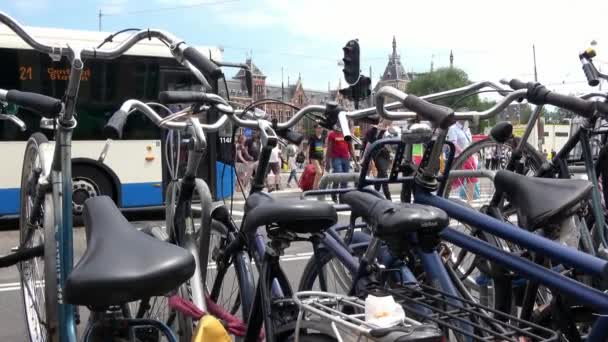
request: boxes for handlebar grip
[6,90,62,118]
[527,85,596,118]
[158,91,206,104]
[277,127,304,145]
[402,94,455,129]
[182,47,223,80]
[582,63,600,87]
[508,79,536,90]
[103,109,129,139]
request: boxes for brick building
[220,37,414,135]
[219,59,357,134]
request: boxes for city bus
[0,25,226,219]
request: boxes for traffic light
[342,39,360,85]
[357,76,371,99]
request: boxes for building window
[555,132,569,137]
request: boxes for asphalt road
[0,188,367,341]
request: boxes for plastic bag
[364,294,405,328]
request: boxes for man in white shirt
[267,145,282,192]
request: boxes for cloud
[215,0,608,93]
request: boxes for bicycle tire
[19,132,59,342]
[298,231,376,294]
[201,217,255,323]
[441,138,553,317]
[442,137,545,205]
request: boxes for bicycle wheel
[441,138,544,313]
[201,217,254,322]
[298,231,373,294]
[19,133,59,342]
[442,137,544,212]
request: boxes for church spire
[449,50,454,68]
[392,35,397,56]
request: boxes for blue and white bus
[0,25,226,219]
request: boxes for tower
[374,36,409,92]
[450,50,454,68]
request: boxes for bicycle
[0,12,223,342]
[186,88,559,340]
[294,84,608,341]
[441,78,608,326]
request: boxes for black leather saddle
[494,170,592,229]
[342,190,449,238]
[242,192,337,234]
[64,196,195,308]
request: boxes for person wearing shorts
[307,124,325,189]
[327,129,355,194]
[267,145,282,192]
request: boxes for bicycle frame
[303,135,608,341]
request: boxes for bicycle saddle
[242,192,337,234]
[342,190,449,238]
[64,196,195,308]
[494,170,592,229]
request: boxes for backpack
[296,151,306,164]
[299,163,316,191]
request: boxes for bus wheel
[72,164,116,226]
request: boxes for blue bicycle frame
[304,136,608,341]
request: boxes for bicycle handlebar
[502,78,608,118]
[104,96,233,139]
[0,89,62,117]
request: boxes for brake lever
[0,113,26,131]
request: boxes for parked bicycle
[295,84,608,341]
[0,11,229,342]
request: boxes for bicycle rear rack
[365,283,559,342]
[294,291,444,342]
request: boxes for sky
[3,0,608,95]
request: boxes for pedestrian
[267,144,282,192]
[307,124,326,189]
[246,131,261,162]
[326,127,355,198]
[447,121,478,201]
[491,146,499,170]
[235,134,256,191]
[484,147,492,170]
[363,119,392,200]
[286,143,299,187]
[550,149,556,160]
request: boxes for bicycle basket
[364,283,559,342]
[293,291,444,342]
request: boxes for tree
[407,67,490,111]
[407,67,495,133]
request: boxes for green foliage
[545,106,576,124]
[407,67,493,112]
[407,67,498,133]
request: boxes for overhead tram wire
[100,0,240,17]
